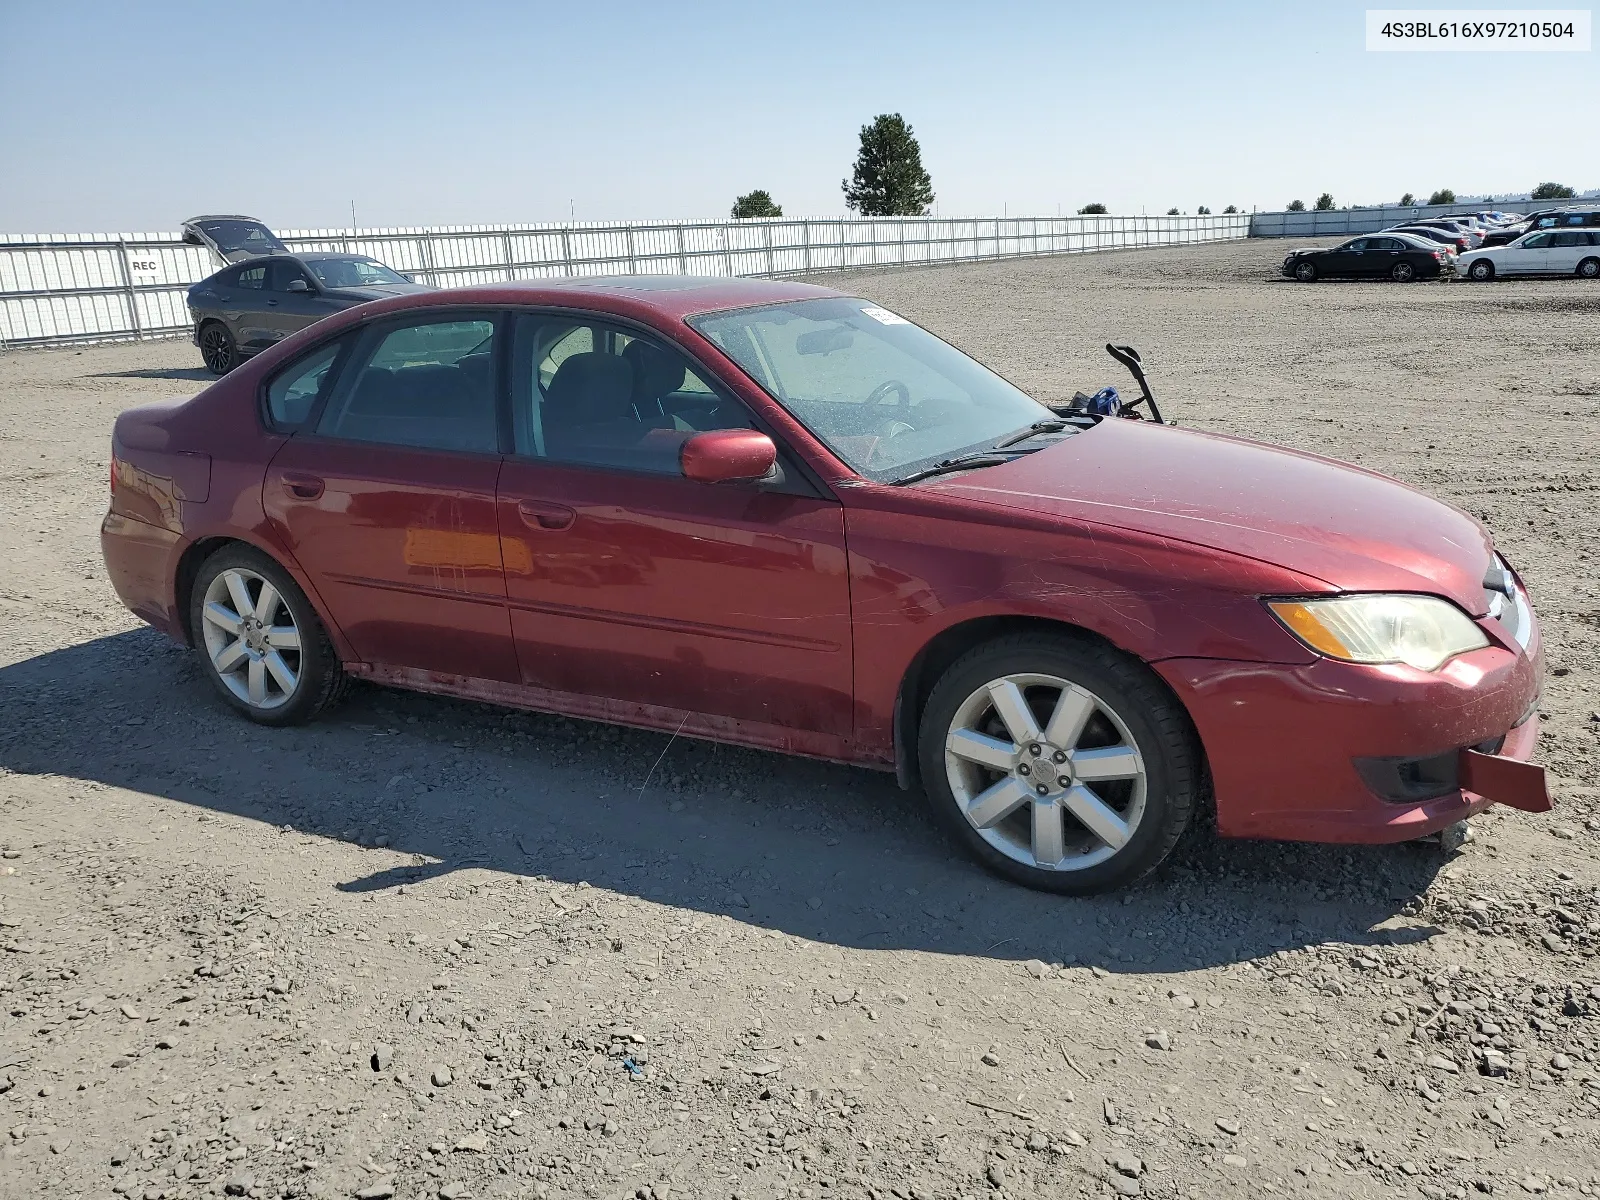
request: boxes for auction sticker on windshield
[860,305,911,325]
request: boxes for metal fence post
[626,225,638,273]
[764,221,775,276]
[803,219,812,272]
[560,226,574,278]
[676,223,688,275]
[116,240,143,341]
[502,231,515,281]
[420,233,438,287]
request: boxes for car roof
[183,214,269,224]
[306,275,849,324]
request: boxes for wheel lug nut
[1028,744,1042,757]
[1017,764,1030,776]
[1053,751,1067,764]
[1036,784,1049,796]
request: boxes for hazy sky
[1,0,1595,232]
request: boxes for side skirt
[346,662,887,773]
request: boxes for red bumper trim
[1458,748,1551,813]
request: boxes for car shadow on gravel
[89,366,216,381]
[1,630,1449,976]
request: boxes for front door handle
[281,472,324,500]
[517,499,575,531]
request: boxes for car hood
[321,282,435,301]
[923,418,1494,615]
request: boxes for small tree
[1314,193,1335,211]
[842,114,935,216]
[1222,204,1238,214]
[1398,192,1416,206]
[1077,202,1108,215]
[1166,207,1180,215]
[731,190,783,219]
[1531,181,1576,200]
[1196,205,1211,215]
[1287,199,1306,212]
[1427,188,1456,206]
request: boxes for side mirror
[681,429,777,484]
[286,278,310,293]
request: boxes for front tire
[1578,257,1600,280]
[1469,259,1495,282]
[917,634,1200,895]
[1391,261,1417,282]
[200,322,238,375]
[1294,261,1317,282]
[189,545,346,726]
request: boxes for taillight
[110,455,118,494]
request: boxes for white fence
[1248,199,1556,238]
[0,213,1250,348]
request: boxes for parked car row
[1282,206,1600,283]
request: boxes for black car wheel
[1469,259,1495,282]
[1294,261,1317,282]
[1390,261,1417,283]
[1578,257,1600,280]
[200,322,238,375]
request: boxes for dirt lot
[1,237,1598,1200]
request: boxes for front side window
[1343,239,1368,252]
[690,297,1053,482]
[306,257,409,289]
[315,318,498,453]
[1520,232,1552,249]
[265,340,344,428]
[267,260,314,292]
[510,315,748,473]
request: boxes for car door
[262,259,343,343]
[1547,231,1588,273]
[262,313,518,682]
[1363,237,1404,275]
[216,262,273,352]
[1320,239,1362,277]
[1503,231,1552,274]
[494,312,854,736]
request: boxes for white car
[1456,229,1600,281]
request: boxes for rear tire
[917,633,1200,895]
[200,322,238,375]
[1390,261,1417,282]
[189,545,347,726]
[1469,259,1495,282]
[1294,261,1317,282]
[1578,257,1600,280]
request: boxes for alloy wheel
[201,325,234,374]
[200,567,302,710]
[943,672,1147,872]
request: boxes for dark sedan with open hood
[187,252,433,374]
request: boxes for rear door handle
[517,499,575,531]
[281,472,324,500]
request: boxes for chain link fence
[1,213,1251,348]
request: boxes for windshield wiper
[993,418,1069,449]
[890,453,1014,486]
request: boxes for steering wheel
[865,379,911,408]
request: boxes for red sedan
[100,277,1549,893]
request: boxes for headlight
[1267,594,1489,672]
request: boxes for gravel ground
[1,237,1597,1200]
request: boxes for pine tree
[732,190,783,219]
[842,114,935,216]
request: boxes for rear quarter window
[265,340,346,430]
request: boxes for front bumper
[1156,613,1544,843]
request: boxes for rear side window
[315,318,499,453]
[235,265,266,290]
[265,340,345,429]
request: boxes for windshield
[689,297,1053,482]
[307,257,409,289]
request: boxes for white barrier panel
[0,214,1251,348]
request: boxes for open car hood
[924,418,1495,615]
